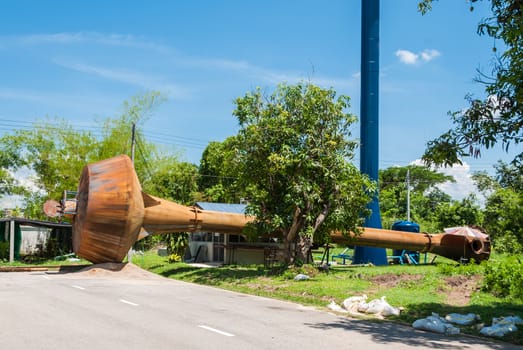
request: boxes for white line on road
[41,275,50,280]
[71,285,85,290]
[198,325,235,337]
[119,299,139,306]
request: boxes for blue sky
[0,1,514,199]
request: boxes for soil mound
[72,262,164,280]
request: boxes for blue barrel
[391,221,420,264]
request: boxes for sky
[0,0,515,201]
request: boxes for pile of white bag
[328,295,401,318]
[412,313,523,338]
[329,296,523,338]
[479,316,523,337]
[412,313,461,335]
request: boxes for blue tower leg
[353,0,387,265]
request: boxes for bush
[482,256,523,299]
[436,261,483,276]
[0,241,8,260]
[168,253,182,263]
[281,264,318,280]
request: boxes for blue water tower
[391,220,420,263]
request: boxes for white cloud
[0,87,50,103]
[4,31,358,102]
[189,56,357,89]
[8,32,354,87]
[395,49,440,65]
[395,50,419,65]
[411,159,478,201]
[7,32,171,53]
[54,60,191,99]
[435,163,476,201]
[420,49,441,62]
[0,87,119,117]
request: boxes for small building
[0,218,72,262]
[188,202,281,265]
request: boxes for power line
[0,118,514,169]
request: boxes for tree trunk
[295,235,312,264]
[282,239,293,265]
[282,207,305,265]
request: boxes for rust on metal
[48,155,491,264]
[330,226,490,262]
[62,155,252,263]
[43,200,61,218]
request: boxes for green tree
[420,0,523,170]
[143,155,199,205]
[473,161,523,253]
[0,92,165,219]
[232,83,375,263]
[0,151,24,198]
[0,118,98,218]
[379,165,454,229]
[97,91,165,182]
[433,195,483,231]
[198,137,244,203]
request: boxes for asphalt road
[0,268,520,350]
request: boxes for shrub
[0,241,8,260]
[482,256,523,299]
[436,261,483,276]
[168,253,181,263]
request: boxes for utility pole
[127,123,136,263]
[131,123,136,163]
[406,169,411,222]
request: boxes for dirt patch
[442,274,482,306]
[370,273,423,288]
[368,273,481,307]
[65,262,165,280]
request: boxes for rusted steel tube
[47,155,491,264]
[64,155,252,263]
[142,194,252,235]
[331,226,491,262]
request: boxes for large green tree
[232,83,375,263]
[473,161,523,253]
[432,195,483,231]
[379,165,454,230]
[143,154,199,205]
[420,0,523,170]
[0,91,167,219]
[198,137,244,203]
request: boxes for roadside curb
[0,265,90,272]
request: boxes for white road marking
[119,299,139,306]
[198,325,235,337]
[71,285,85,290]
[41,275,50,280]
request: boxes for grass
[134,250,523,345]
[0,256,91,267]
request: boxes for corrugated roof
[0,217,71,229]
[195,202,247,214]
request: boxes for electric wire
[0,117,512,172]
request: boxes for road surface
[0,265,520,350]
